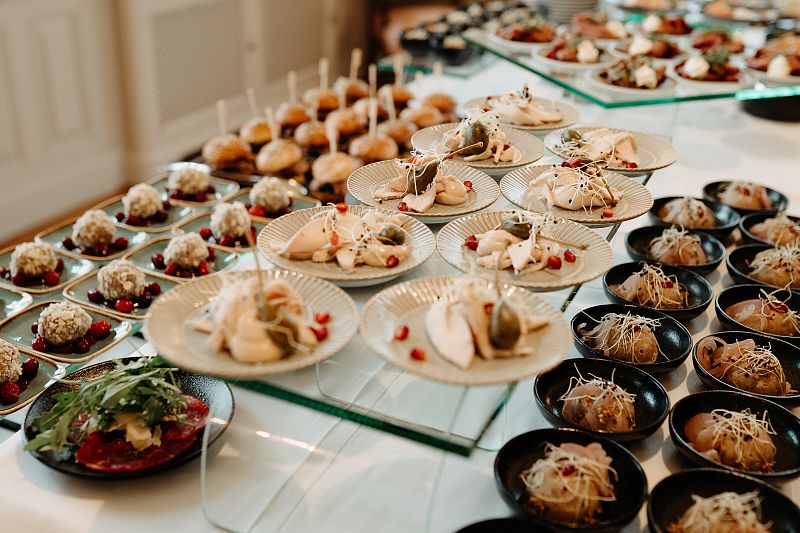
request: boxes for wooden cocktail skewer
[368,98,378,138]
[393,55,405,87]
[326,120,338,155]
[216,100,227,135]
[349,48,362,81]
[337,83,347,112]
[384,89,397,122]
[265,107,279,141]
[246,87,258,119]
[311,95,320,124]
[433,61,443,89]
[319,57,329,91]
[288,71,298,106]
[368,64,377,99]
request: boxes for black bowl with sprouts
[726,244,800,292]
[739,212,800,247]
[703,181,788,217]
[669,390,800,480]
[648,196,741,242]
[625,225,725,277]
[715,284,800,347]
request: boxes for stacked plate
[539,0,598,23]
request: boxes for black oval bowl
[692,330,800,406]
[649,196,741,242]
[647,468,800,533]
[534,358,670,442]
[430,34,477,66]
[703,180,788,216]
[455,517,535,533]
[669,390,800,480]
[740,212,800,246]
[572,304,693,375]
[625,225,725,277]
[715,284,800,347]
[494,427,647,533]
[399,28,432,57]
[23,357,234,479]
[602,262,714,321]
[726,243,800,292]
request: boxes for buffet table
[0,59,799,532]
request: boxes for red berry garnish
[115,299,134,314]
[94,243,109,256]
[206,185,216,193]
[199,228,213,240]
[75,337,92,354]
[394,325,409,341]
[249,205,266,217]
[206,247,216,260]
[89,320,112,339]
[547,255,562,270]
[11,273,26,286]
[0,382,20,405]
[151,253,165,269]
[194,192,208,202]
[146,282,161,296]
[335,202,348,213]
[21,358,39,381]
[0,266,9,278]
[397,202,409,212]
[162,200,172,210]
[484,303,494,315]
[31,337,49,352]
[169,190,182,200]
[312,326,328,341]
[564,250,576,263]
[219,236,236,247]
[126,215,142,226]
[55,259,64,272]
[62,237,76,250]
[154,210,169,222]
[315,312,330,324]
[87,289,104,303]
[16,380,28,393]
[464,180,473,189]
[164,262,179,276]
[386,255,400,268]
[602,209,614,218]
[197,261,210,276]
[661,280,674,288]
[114,211,125,221]
[464,235,479,251]
[410,348,426,361]
[43,271,60,287]
[627,162,638,169]
[31,322,38,334]
[113,237,128,250]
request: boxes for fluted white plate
[462,97,580,133]
[257,205,435,287]
[436,211,613,290]
[144,270,357,378]
[347,160,499,224]
[585,70,679,97]
[532,48,617,74]
[360,276,570,385]
[500,164,654,225]
[543,125,678,175]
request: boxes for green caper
[489,300,521,349]
[461,121,489,156]
[501,216,531,240]
[560,128,582,144]
[376,224,406,246]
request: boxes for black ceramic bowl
[494,428,647,533]
[625,225,725,277]
[740,212,800,246]
[400,28,432,57]
[454,517,535,533]
[726,244,800,292]
[647,468,800,533]
[649,196,741,242]
[602,262,714,321]
[572,304,693,375]
[715,284,800,347]
[703,180,788,216]
[692,330,800,406]
[430,34,477,66]
[669,390,800,480]
[534,358,670,442]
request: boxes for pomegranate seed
[0,267,9,278]
[195,192,208,202]
[564,250,576,263]
[219,236,235,247]
[206,247,216,260]
[62,237,76,250]
[336,202,348,213]
[484,303,494,315]
[55,259,64,272]
[315,312,330,324]
[197,261,210,276]
[464,180,473,189]
[146,282,161,295]
[410,348,426,361]
[0,382,20,405]
[31,337,48,352]
[199,228,213,240]
[30,321,38,334]
[661,280,674,288]
[21,358,39,381]
[397,202,409,212]
[627,162,638,169]
[11,273,26,286]
[87,289,104,303]
[151,253,165,269]
[249,205,266,217]
[113,237,128,250]
[126,215,142,226]
[169,190,181,199]
[89,321,112,339]
[95,243,109,256]
[503,144,510,151]
[602,209,614,218]
[464,235,479,251]
[312,326,328,341]
[568,157,583,168]
[386,255,400,268]
[115,299,134,313]
[561,465,576,476]
[43,271,60,287]
[164,263,179,276]
[547,255,562,270]
[330,233,339,246]
[394,325,409,341]
[75,337,92,354]
[114,211,125,221]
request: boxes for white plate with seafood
[257,204,435,287]
[360,276,570,385]
[144,270,358,379]
[347,159,499,224]
[532,48,617,75]
[462,95,580,133]
[500,164,654,224]
[436,211,614,290]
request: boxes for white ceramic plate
[347,160,499,224]
[543,125,678,175]
[500,164,654,224]
[436,210,614,290]
[486,31,553,55]
[462,96,580,133]
[257,205,435,287]
[585,70,679,97]
[747,67,800,87]
[360,276,570,385]
[144,270,358,379]
[532,48,616,74]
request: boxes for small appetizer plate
[726,244,800,292]
[230,187,321,224]
[23,356,234,479]
[702,180,788,216]
[605,0,689,15]
[572,303,693,374]
[258,205,435,287]
[437,211,613,291]
[485,32,554,56]
[648,196,741,242]
[747,67,800,87]
[359,276,570,386]
[607,41,689,66]
[544,125,678,176]
[35,217,149,263]
[0,300,131,364]
[347,160,499,224]
[647,469,800,533]
[669,390,800,480]
[455,517,536,533]
[0,352,62,417]
[410,123,545,178]
[153,162,240,208]
[603,262,714,321]
[534,357,670,442]
[0,245,94,296]
[462,96,580,134]
[585,70,679,98]
[172,212,266,253]
[625,225,725,276]
[739,212,800,246]
[692,331,800,406]
[494,427,647,533]
[716,284,800,347]
[124,236,238,283]
[0,285,33,320]
[145,270,358,379]
[63,270,178,321]
[501,164,654,225]
[93,193,195,234]
[532,48,617,75]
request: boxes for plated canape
[202,134,255,175]
[746,34,800,84]
[641,14,693,36]
[534,36,615,73]
[164,163,218,203]
[590,57,678,96]
[24,356,233,478]
[649,196,740,241]
[349,97,399,164]
[675,48,743,88]
[489,15,557,53]
[36,210,147,263]
[716,285,800,344]
[570,12,628,41]
[232,183,320,222]
[740,212,800,246]
[625,225,725,276]
[310,123,362,204]
[303,58,339,120]
[277,71,311,136]
[195,202,257,249]
[703,0,778,23]
[117,183,171,227]
[703,180,787,215]
[463,86,580,132]
[0,243,93,295]
[614,35,685,62]
[692,28,744,54]
[125,235,237,282]
[333,48,369,105]
[0,339,59,416]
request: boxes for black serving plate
[740,212,800,246]
[715,284,800,347]
[692,330,800,406]
[430,34,477,66]
[647,468,800,533]
[625,225,725,277]
[534,358,670,442]
[669,390,800,480]
[454,517,535,533]
[649,196,741,242]
[726,243,800,292]
[494,427,647,533]
[23,357,234,479]
[400,28,432,57]
[703,180,788,216]
[572,304,693,375]
[602,262,714,321]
